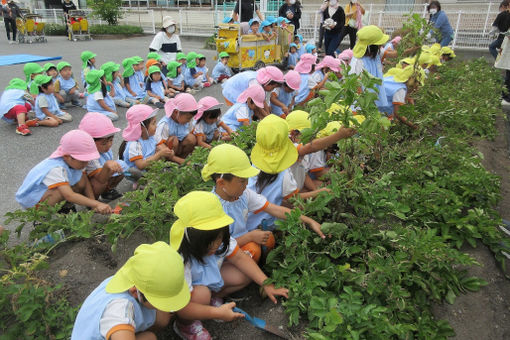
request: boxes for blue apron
[221,102,252,132]
[295,73,311,104]
[57,75,77,92]
[157,116,191,142]
[361,55,389,108]
[123,137,157,169]
[221,70,257,104]
[379,76,407,115]
[270,88,295,116]
[86,91,116,117]
[0,88,26,123]
[35,93,64,120]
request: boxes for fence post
[482,2,492,37]
[377,10,382,27]
[452,10,461,48]
[150,9,155,33]
[53,8,58,24]
[313,11,318,44]
[367,4,372,25]
[421,3,427,18]
[179,9,183,34]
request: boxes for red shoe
[25,119,39,127]
[203,82,211,88]
[16,124,31,136]
[173,320,212,340]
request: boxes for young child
[170,191,289,340]
[132,56,145,85]
[54,61,81,109]
[123,57,149,103]
[211,52,233,83]
[34,75,73,126]
[294,53,317,106]
[195,54,213,87]
[0,78,38,136]
[440,46,456,62]
[71,241,190,340]
[259,20,277,41]
[287,43,299,69]
[202,144,324,263]
[183,52,203,90]
[305,43,317,55]
[381,65,418,129]
[270,70,300,118]
[155,93,198,162]
[86,69,118,121]
[167,61,186,93]
[308,55,340,91]
[147,51,161,62]
[80,50,96,88]
[146,65,169,109]
[247,17,261,34]
[119,104,175,171]
[176,52,187,70]
[43,63,58,81]
[15,129,111,214]
[337,48,353,65]
[79,112,128,201]
[23,62,44,96]
[193,96,233,149]
[221,84,265,132]
[104,62,139,108]
[294,34,305,57]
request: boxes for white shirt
[149,32,182,64]
[282,170,299,198]
[392,88,406,104]
[43,167,70,188]
[99,299,136,338]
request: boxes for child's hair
[255,171,278,193]
[87,59,94,67]
[38,79,53,93]
[178,226,230,264]
[210,173,234,182]
[118,117,154,159]
[364,45,380,59]
[197,108,221,123]
[101,80,108,97]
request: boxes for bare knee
[153,310,172,329]
[183,133,197,147]
[135,331,157,340]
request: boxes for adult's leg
[326,32,342,56]
[348,27,357,49]
[336,26,349,51]
[10,18,17,41]
[440,34,453,47]
[5,18,12,41]
[317,24,325,49]
[504,70,510,101]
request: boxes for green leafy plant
[86,0,124,25]
[89,24,144,35]
[44,23,67,36]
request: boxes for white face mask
[289,0,296,4]
[329,0,337,5]
[166,25,176,34]
[429,8,437,15]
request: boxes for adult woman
[233,0,264,23]
[278,0,302,33]
[339,0,365,50]
[322,0,345,56]
[495,31,510,105]
[427,1,453,47]
[149,16,182,67]
[489,1,510,59]
[2,0,22,44]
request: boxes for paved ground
[0,34,223,239]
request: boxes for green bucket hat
[43,63,57,72]
[176,52,187,61]
[33,74,53,87]
[23,63,44,82]
[5,78,27,91]
[132,56,144,63]
[122,57,136,78]
[57,61,72,72]
[101,61,117,82]
[186,52,198,68]
[166,61,181,78]
[81,50,97,69]
[147,52,161,61]
[148,65,161,75]
[196,54,205,60]
[85,69,105,94]
[219,52,229,58]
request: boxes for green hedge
[44,24,143,36]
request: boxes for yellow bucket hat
[326,102,351,116]
[106,241,190,312]
[286,110,311,131]
[317,121,342,138]
[419,52,442,67]
[352,25,389,58]
[384,65,414,83]
[440,46,456,58]
[397,57,416,69]
[202,144,260,181]
[251,115,298,174]
[170,191,234,250]
[422,43,441,57]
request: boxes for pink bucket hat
[195,96,222,121]
[338,49,353,61]
[317,56,341,72]
[256,66,284,85]
[50,129,100,162]
[391,36,402,45]
[237,84,265,108]
[164,93,199,118]
[294,53,317,74]
[123,104,159,142]
[79,112,121,138]
[284,70,301,91]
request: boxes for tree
[87,0,123,25]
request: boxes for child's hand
[57,117,63,124]
[217,302,245,321]
[105,160,123,174]
[263,284,289,304]
[159,147,175,159]
[310,220,325,239]
[69,87,76,94]
[197,72,203,76]
[251,230,272,245]
[95,202,112,214]
[282,105,290,115]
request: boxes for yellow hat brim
[202,163,260,181]
[251,138,298,174]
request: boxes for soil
[38,108,510,339]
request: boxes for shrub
[87,0,123,25]
[89,24,144,35]
[44,23,66,36]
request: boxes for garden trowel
[233,307,288,339]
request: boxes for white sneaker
[502,99,510,106]
[8,40,13,44]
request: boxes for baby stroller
[16,13,47,44]
[66,10,91,41]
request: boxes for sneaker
[210,296,225,323]
[502,99,510,107]
[173,320,212,340]
[203,82,211,88]
[59,104,68,110]
[499,220,510,237]
[155,101,165,109]
[71,100,82,107]
[16,124,31,136]
[79,92,85,99]
[8,40,13,45]
[25,119,39,127]
[101,189,122,201]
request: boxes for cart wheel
[254,61,265,70]
[73,38,77,42]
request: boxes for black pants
[317,24,325,49]
[4,18,16,41]
[504,70,510,101]
[338,25,357,50]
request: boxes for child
[259,20,276,41]
[308,55,340,91]
[15,129,111,214]
[440,46,456,62]
[294,34,305,57]
[79,112,128,200]
[123,57,149,103]
[170,191,289,340]
[80,50,96,88]
[54,61,81,108]
[120,104,175,171]
[211,52,233,83]
[202,144,324,263]
[270,70,300,117]
[0,78,38,136]
[34,75,73,126]
[183,52,203,90]
[221,84,265,132]
[146,65,169,109]
[337,48,353,65]
[195,54,213,87]
[71,241,190,340]
[294,53,317,106]
[85,69,118,121]
[147,51,161,62]
[287,43,299,69]
[155,93,198,161]
[43,63,58,81]
[176,52,187,70]
[23,62,44,96]
[247,17,261,34]
[104,62,139,108]
[167,61,186,93]
[193,96,233,149]
[132,56,146,85]
[305,43,317,55]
